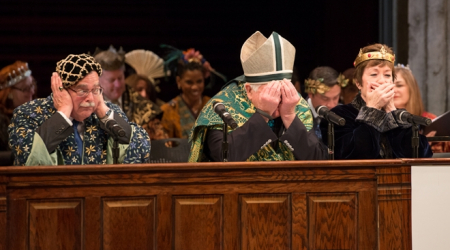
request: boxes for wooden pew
[0,159,448,250]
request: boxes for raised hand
[94,89,109,119]
[254,81,281,117]
[365,82,395,111]
[279,79,300,128]
[51,72,73,118]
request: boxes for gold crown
[353,46,395,67]
[305,74,348,94]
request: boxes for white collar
[307,98,319,118]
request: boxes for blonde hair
[394,67,424,116]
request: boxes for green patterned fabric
[188,77,313,162]
[178,96,199,139]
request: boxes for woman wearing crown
[0,61,36,150]
[322,44,432,159]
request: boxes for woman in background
[394,65,449,152]
[0,61,36,150]
[125,49,166,107]
[161,49,213,139]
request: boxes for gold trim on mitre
[353,46,395,67]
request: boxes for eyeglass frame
[67,86,104,97]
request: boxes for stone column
[409,0,449,115]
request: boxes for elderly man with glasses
[8,54,151,166]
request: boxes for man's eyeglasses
[11,85,35,93]
[68,87,103,97]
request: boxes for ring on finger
[59,86,64,92]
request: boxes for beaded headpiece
[0,61,32,90]
[305,73,348,94]
[56,54,102,88]
[353,45,395,67]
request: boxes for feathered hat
[161,45,227,83]
[125,50,165,82]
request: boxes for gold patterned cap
[56,54,102,88]
[353,46,395,67]
[0,61,32,90]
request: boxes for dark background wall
[1,0,379,100]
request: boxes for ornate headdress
[56,54,102,88]
[353,45,395,67]
[93,45,126,71]
[161,45,226,83]
[305,73,348,95]
[241,31,295,84]
[125,49,166,84]
[0,61,32,90]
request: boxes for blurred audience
[394,65,449,152]
[94,45,167,140]
[0,61,36,150]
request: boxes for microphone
[398,110,432,126]
[316,106,346,126]
[105,119,126,138]
[213,101,238,129]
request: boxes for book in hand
[423,110,450,136]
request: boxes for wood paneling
[28,200,83,250]
[308,194,357,250]
[0,159,441,249]
[377,165,412,250]
[102,197,155,250]
[0,179,6,250]
[240,195,291,250]
[174,196,222,250]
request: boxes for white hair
[245,83,267,92]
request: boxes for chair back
[0,151,14,166]
[150,138,191,163]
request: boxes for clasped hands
[253,79,300,128]
[51,72,109,119]
[365,81,396,113]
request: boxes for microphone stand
[111,134,120,164]
[327,121,335,160]
[222,123,228,162]
[412,124,419,158]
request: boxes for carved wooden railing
[0,159,448,250]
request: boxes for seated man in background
[304,66,347,141]
[94,46,167,140]
[189,31,326,162]
[8,54,150,166]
